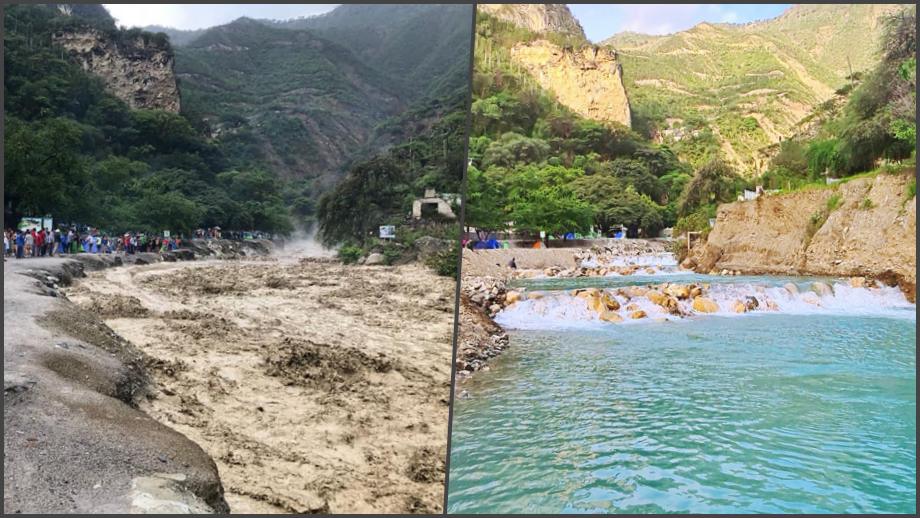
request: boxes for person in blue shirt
[15,231,25,259]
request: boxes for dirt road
[65,258,456,513]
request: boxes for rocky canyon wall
[53,28,181,112]
[510,41,632,128]
[693,171,916,300]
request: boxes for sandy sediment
[65,258,455,513]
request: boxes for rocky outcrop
[509,40,631,127]
[53,28,180,112]
[455,277,511,382]
[478,4,585,40]
[694,171,916,300]
[3,257,227,513]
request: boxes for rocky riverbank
[3,240,283,514]
[455,278,511,382]
[461,240,670,278]
[456,241,671,380]
[3,255,228,514]
[689,171,916,301]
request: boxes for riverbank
[449,248,915,512]
[460,239,670,278]
[456,230,917,380]
[690,171,916,301]
[63,258,455,513]
[3,254,228,513]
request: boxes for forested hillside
[466,12,694,239]
[4,4,293,235]
[465,4,916,242]
[755,6,916,190]
[5,4,472,245]
[175,18,403,198]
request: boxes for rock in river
[692,297,720,313]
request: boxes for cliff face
[478,4,585,40]
[53,28,180,112]
[694,172,916,299]
[510,41,632,127]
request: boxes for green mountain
[5,4,472,243]
[4,4,293,235]
[157,5,473,213]
[465,10,694,240]
[265,4,473,100]
[175,17,403,192]
[602,3,910,174]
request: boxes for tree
[317,157,409,245]
[464,165,508,231]
[604,157,663,200]
[481,132,550,168]
[509,184,593,239]
[677,159,740,216]
[4,116,91,221]
[572,175,665,236]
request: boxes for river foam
[497,280,915,331]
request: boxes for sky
[104,4,339,30]
[568,4,792,42]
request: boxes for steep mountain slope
[146,4,473,201]
[473,5,630,128]
[602,3,908,173]
[267,4,474,100]
[174,18,403,190]
[4,4,295,234]
[478,4,585,40]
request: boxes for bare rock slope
[478,3,585,39]
[510,41,631,127]
[695,171,916,300]
[53,28,181,112]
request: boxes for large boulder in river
[646,290,667,306]
[599,310,623,323]
[365,253,386,265]
[784,283,799,295]
[665,284,691,300]
[629,310,647,319]
[810,282,834,297]
[660,296,680,315]
[600,292,620,311]
[744,296,759,311]
[585,293,606,314]
[692,297,719,313]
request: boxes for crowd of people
[3,223,279,260]
[4,227,184,259]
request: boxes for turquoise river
[447,267,916,513]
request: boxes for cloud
[103,4,338,30]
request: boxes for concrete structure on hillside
[412,189,457,219]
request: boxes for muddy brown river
[64,257,455,513]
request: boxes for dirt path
[64,258,456,513]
